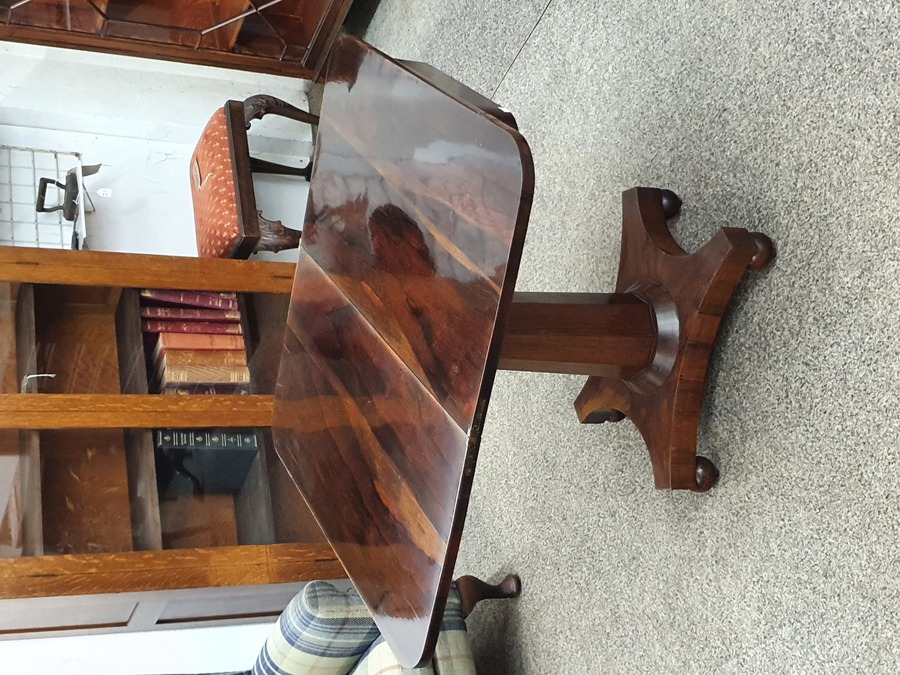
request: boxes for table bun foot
[691,456,720,492]
[748,232,776,271]
[660,189,682,219]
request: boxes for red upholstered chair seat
[190,96,317,259]
[191,108,242,258]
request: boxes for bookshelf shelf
[0,393,275,428]
[0,248,340,612]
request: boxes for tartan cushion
[352,638,436,675]
[429,630,475,675]
[252,581,380,675]
[352,586,474,675]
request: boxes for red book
[142,320,243,335]
[152,333,246,362]
[140,289,239,311]
[140,306,241,322]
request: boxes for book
[156,429,259,451]
[156,362,251,385]
[142,320,243,335]
[154,429,259,496]
[140,289,239,311]
[162,383,251,395]
[151,350,248,389]
[141,306,241,322]
[151,333,246,362]
[157,349,248,370]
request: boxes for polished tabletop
[272,35,533,667]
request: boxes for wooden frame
[0,247,339,604]
[0,543,343,600]
[0,0,357,80]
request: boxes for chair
[190,94,317,258]
[247,575,521,674]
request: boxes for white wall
[0,622,273,674]
[0,42,312,256]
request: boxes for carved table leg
[573,187,775,491]
[455,574,521,618]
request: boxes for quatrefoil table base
[568,187,775,491]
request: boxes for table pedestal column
[498,187,775,492]
[499,292,656,379]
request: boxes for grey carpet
[362,2,900,672]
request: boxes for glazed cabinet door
[0,250,342,602]
[0,0,355,78]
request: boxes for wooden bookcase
[0,247,343,607]
[0,0,355,79]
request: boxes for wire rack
[0,145,81,249]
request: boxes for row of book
[140,289,251,395]
[143,293,260,501]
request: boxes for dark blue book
[154,429,259,496]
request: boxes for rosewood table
[272,35,774,667]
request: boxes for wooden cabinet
[0,246,343,605]
[0,0,355,79]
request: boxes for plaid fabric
[352,587,474,675]
[430,631,474,675]
[252,581,380,675]
[352,638,435,675]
